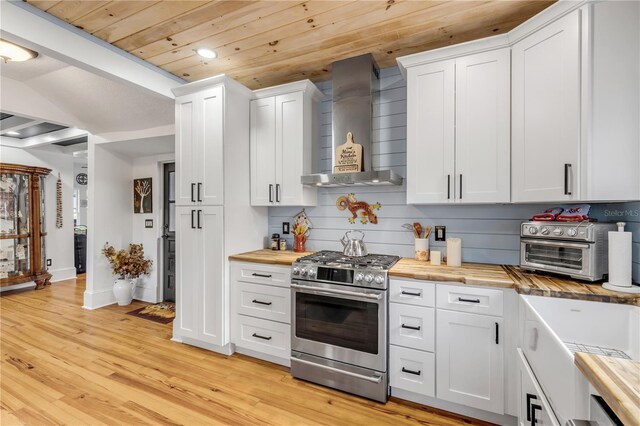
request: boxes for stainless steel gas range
[290,250,400,402]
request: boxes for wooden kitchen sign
[334,132,362,173]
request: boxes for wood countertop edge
[387,270,515,289]
[574,353,640,426]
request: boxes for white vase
[113,278,136,306]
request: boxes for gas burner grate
[564,342,631,360]
[297,250,400,270]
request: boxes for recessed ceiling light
[5,131,20,136]
[0,39,38,63]
[196,48,217,59]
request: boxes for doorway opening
[162,163,175,302]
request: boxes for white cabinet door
[455,49,511,203]
[275,92,304,206]
[517,350,560,426]
[250,97,277,206]
[174,206,199,339]
[175,95,198,206]
[512,11,581,202]
[199,87,224,206]
[198,206,224,346]
[436,310,504,414]
[406,60,455,204]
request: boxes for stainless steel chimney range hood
[301,54,403,187]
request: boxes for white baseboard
[51,267,76,282]
[134,285,159,303]
[391,388,517,425]
[83,288,115,310]
[0,282,35,292]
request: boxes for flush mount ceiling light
[196,48,217,59]
[0,39,38,63]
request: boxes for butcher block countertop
[228,250,640,305]
[574,353,640,426]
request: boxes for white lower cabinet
[389,345,435,397]
[436,309,504,414]
[517,349,559,426]
[230,262,291,366]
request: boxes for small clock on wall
[76,173,88,185]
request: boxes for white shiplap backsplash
[268,67,640,282]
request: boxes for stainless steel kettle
[340,230,368,257]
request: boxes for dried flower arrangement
[102,243,153,279]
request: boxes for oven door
[520,238,593,279]
[291,280,387,372]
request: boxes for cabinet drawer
[232,315,290,360]
[436,284,503,317]
[232,262,291,288]
[389,345,435,397]
[233,281,290,323]
[389,303,435,352]
[389,279,435,307]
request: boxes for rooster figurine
[336,193,381,224]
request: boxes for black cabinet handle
[531,403,541,426]
[269,184,273,203]
[252,273,272,278]
[495,322,499,345]
[191,183,196,202]
[564,163,572,195]
[447,175,451,199]
[197,210,202,229]
[191,210,195,229]
[252,333,272,341]
[526,393,538,421]
[401,290,422,297]
[401,367,421,376]
[401,324,421,331]
[197,183,202,202]
[252,299,272,306]
[276,184,280,203]
[459,174,463,199]
[458,297,480,303]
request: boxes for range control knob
[528,226,538,235]
[300,268,308,277]
[307,268,316,279]
[364,273,374,283]
[292,266,300,276]
[355,272,365,282]
[553,227,564,236]
[374,274,385,285]
[567,228,578,237]
[540,227,550,236]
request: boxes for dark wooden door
[162,163,176,302]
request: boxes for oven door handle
[290,283,383,301]
[521,239,591,249]
[292,356,383,384]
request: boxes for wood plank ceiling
[27,0,555,90]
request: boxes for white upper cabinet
[406,60,455,204]
[403,49,510,204]
[175,86,224,206]
[455,49,511,203]
[511,12,581,203]
[250,80,322,207]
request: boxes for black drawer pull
[191,183,196,202]
[401,367,421,376]
[252,333,272,341]
[401,324,421,331]
[401,290,422,297]
[458,297,480,303]
[495,322,499,345]
[252,299,272,306]
[252,273,272,278]
[526,393,538,421]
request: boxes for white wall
[132,153,174,303]
[0,145,76,291]
[84,141,133,309]
[73,158,88,226]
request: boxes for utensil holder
[294,234,307,253]
[415,238,429,261]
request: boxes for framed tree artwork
[134,178,152,213]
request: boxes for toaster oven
[520,221,617,281]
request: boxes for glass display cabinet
[0,163,52,289]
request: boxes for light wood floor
[1,276,493,426]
